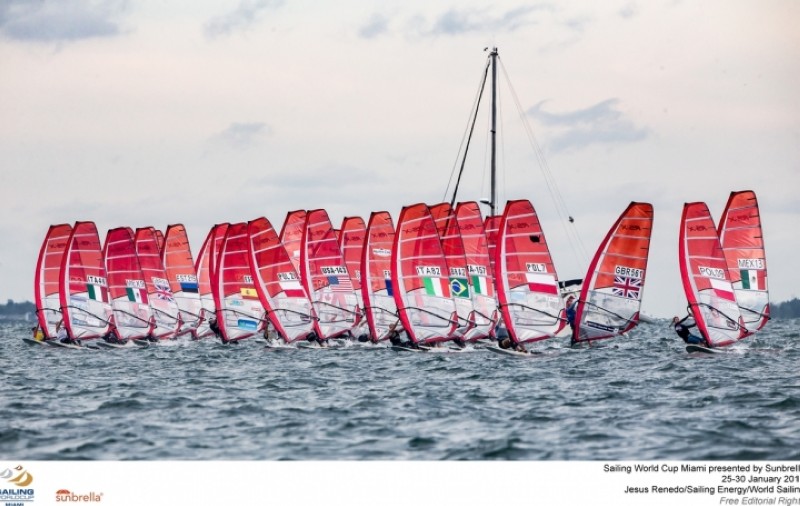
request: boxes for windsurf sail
[162,224,204,338]
[338,216,367,328]
[279,210,307,274]
[431,202,476,339]
[484,214,502,284]
[103,227,153,340]
[154,228,165,254]
[34,223,72,338]
[194,223,228,338]
[495,200,564,345]
[679,202,747,347]
[300,209,359,339]
[572,202,654,344]
[59,221,112,340]
[247,217,316,343]
[135,227,181,339]
[454,201,498,341]
[360,211,399,342]
[719,190,769,333]
[213,222,265,342]
[392,203,458,345]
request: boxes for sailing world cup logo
[0,464,35,503]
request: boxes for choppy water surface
[2,319,799,460]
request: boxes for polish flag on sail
[710,278,736,302]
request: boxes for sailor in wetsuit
[672,315,706,345]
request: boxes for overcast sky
[1,0,797,318]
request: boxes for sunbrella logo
[0,464,34,502]
[56,489,104,502]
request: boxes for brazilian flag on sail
[449,277,470,298]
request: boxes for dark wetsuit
[674,320,704,345]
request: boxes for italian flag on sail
[126,287,148,304]
[423,276,450,297]
[87,283,108,302]
[471,275,490,296]
[740,269,766,291]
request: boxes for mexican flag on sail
[423,276,450,297]
[126,286,148,304]
[740,269,766,291]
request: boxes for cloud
[618,2,640,19]
[211,122,272,149]
[528,99,650,152]
[204,0,283,39]
[358,13,390,39]
[0,0,127,43]
[427,5,553,36]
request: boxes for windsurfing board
[390,345,428,353]
[686,344,723,355]
[485,346,539,358]
[43,340,87,350]
[94,341,145,350]
[22,337,48,346]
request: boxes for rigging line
[498,301,561,320]
[444,57,492,205]
[497,58,590,269]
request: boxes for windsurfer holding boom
[672,315,706,346]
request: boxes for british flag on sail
[612,275,641,299]
[153,277,174,302]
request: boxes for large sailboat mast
[489,47,498,217]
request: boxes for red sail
[718,190,769,333]
[135,227,181,339]
[679,202,746,347]
[34,224,72,338]
[360,211,398,342]
[483,215,502,285]
[279,210,307,274]
[247,216,316,343]
[162,224,204,338]
[454,201,498,341]
[59,221,111,340]
[338,216,367,328]
[212,222,264,343]
[572,202,654,343]
[301,209,359,339]
[495,200,564,345]
[103,227,153,340]
[194,223,228,338]
[392,203,457,345]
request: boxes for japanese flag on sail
[526,273,558,295]
[87,283,108,302]
[127,287,149,304]
[710,278,736,302]
[423,276,450,297]
[740,269,766,291]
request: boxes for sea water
[1,319,798,460]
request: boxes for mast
[490,47,498,216]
